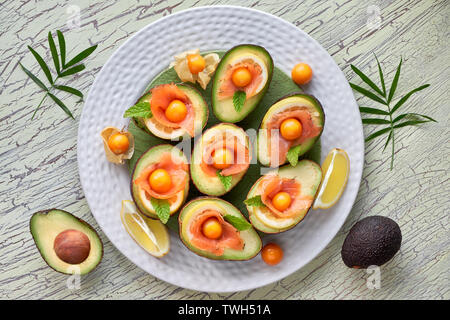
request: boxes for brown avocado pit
[54,229,91,264]
[341,216,402,269]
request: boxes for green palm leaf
[47,93,74,119]
[387,57,402,104]
[48,31,60,74]
[362,118,391,125]
[359,107,389,115]
[57,30,66,68]
[21,30,96,121]
[59,64,86,77]
[19,63,48,91]
[350,82,387,105]
[27,46,53,84]
[365,127,391,142]
[351,54,435,170]
[64,45,98,69]
[351,64,384,96]
[390,84,430,114]
[374,53,386,96]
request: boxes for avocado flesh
[246,160,322,233]
[179,197,262,260]
[190,123,250,196]
[341,216,402,268]
[131,144,189,219]
[30,209,103,275]
[211,44,274,123]
[135,84,208,140]
[257,94,325,167]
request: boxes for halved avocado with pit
[131,144,189,219]
[246,160,322,233]
[179,197,262,260]
[211,44,274,123]
[134,84,208,140]
[30,209,103,275]
[257,93,325,167]
[190,123,251,196]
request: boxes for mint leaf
[286,145,302,166]
[216,170,232,191]
[150,198,170,224]
[244,195,265,207]
[232,90,246,112]
[223,215,251,231]
[124,101,152,118]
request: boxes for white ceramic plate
[77,6,364,292]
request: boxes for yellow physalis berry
[212,148,234,170]
[202,217,223,240]
[272,192,292,211]
[107,133,130,155]
[231,67,252,87]
[149,168,172,193]
[261,243,284,266]
[291,62,313,85]
[187,54,206,74]
[280,118,303,140]
[165,99,187,123]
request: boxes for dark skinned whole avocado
[341,216,402,269]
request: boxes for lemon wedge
[313,148,350,210]
[120,200,170,257]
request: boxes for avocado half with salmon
[179,197,262,260]
[211,44,274,122]
[257,93,325,167]
[190,123,251,196]
[30,209,103,275]
[245,160,322,233]
[131,144,189,220]
[134,83,208,140]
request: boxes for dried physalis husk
[171,49,220,90]
[100,127,135,164]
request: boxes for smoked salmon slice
[258,174,314,219]
[134,152,188,200]
[189,209,244,256]
[266,107,322,167]
[200,132,250,177]
[217,60,263,100]
[150,83,195,137]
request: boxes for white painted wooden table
[0,0,448,299]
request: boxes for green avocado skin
[130,144,189,219]
[257,92,325,167]
[190,123,250,196]
[133,83,209,140]
[30,209,103,275]
[341,216,402,269]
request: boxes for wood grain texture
[0,0,448,300]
